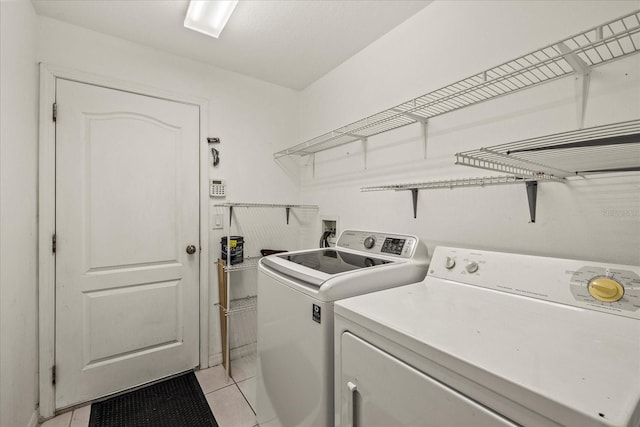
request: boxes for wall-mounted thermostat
[209,179,226,197]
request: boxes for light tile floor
[40,354,258,427]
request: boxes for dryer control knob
[364,236,376,249]
[588,277,624,302]
[445,257,456,269]
[466,261,479,274]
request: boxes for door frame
[38,63,210,419]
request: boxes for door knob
[186,245,197,255]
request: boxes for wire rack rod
[456,119,640,178]
[275,10,640,159]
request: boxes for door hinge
[52,102,57,122]
[52,365,56,386]
[52,234,56,253]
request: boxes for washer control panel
[429,246,640,320]
[337,230,421,259]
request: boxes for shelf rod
[506,132,640,154]
[575,166,640,174]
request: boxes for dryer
[256,229,430,427]
[335,246,640,427]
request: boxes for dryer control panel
[569,266,640,312]
[429,247,640,320]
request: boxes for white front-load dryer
[334,246,640,427]
[255,229,430,427]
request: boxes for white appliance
[256,229,430,427]
[335,246,640,427]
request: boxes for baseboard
[207,342,256,369]
[208,353,223,367]
[230,342,256,360]
[28,409,38,427]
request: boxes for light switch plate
[211,213,224,230]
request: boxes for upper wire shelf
[455,119,640,179]
[274,10,640,159]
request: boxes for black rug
[89,372,218,427]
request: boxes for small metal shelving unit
[361,119,640,222]
[274,10,640,173]
[213,202,319,380]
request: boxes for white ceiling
[32,0,431,90]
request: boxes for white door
[55,79,200,409]
[339,333,517,427]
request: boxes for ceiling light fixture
[184,0,239,39]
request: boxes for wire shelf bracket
[275,10,640,164]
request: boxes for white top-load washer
[256,229,430,427]
[334,246,640,427]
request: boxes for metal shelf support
[411,189,419,219]
[526,181,538,223]
[557,42,591,128]
[392,109,429,159]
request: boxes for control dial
[588,277,624,302]
[445,257,456,269]
[363,236,376,249]
[466,261,479,274]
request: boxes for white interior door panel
[55,79,200,409]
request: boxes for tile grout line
[233,379,256,416]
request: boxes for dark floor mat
[89,371,218,427]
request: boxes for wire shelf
[455,119,640,179]
[214,202,319,209]
[275,10,640,159]
[223,257,261,273]
[217,296,257,316]
[361,175,541,193]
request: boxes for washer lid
[261,248,396,287]
[277,249,392,274]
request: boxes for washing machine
[255,229,430,427]
[334,246,640,427]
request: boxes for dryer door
[339,332,517,427]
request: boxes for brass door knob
[186,245,197,255]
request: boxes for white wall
[36,17,302,363]
[0,1,40,426]
[298,0,640,265]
